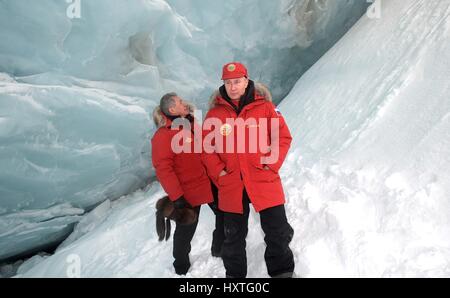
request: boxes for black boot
[272,271,294,278]
[174,261,191,276]
[211,242,223,258]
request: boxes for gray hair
[153,92,178,128]
[153,92,196,128]
[160,92,177,116]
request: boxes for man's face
[168,96,189,117]
[224,77,249,100]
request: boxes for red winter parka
[202,83,292,214]
[151,111,213,207]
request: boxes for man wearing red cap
[202,62,295,278]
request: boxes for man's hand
[263,165,270,171]
[219,170,227,177]
[173,196,191,209]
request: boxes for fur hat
[155,196,198,241]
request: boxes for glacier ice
[0,75,152,260]
[0,0,370,101]
[0,0,369,261]
[56,199,112,251]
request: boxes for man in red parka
[152,92,224,275]
[202,62,294,278]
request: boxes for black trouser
[173,182,225,275]
[173,206,200,275]
[222,189,294,278]
[209,182,225,256]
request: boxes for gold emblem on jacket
[220,124,232,136]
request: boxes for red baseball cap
[221,62,248,80]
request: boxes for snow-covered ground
[11,0,450,278]
[14,183,228,278]
[283,0,450,277]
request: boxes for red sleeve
[201,110,226,184]
[151,130,184,201]
[264,102,292,173]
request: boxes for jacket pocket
[217,171,236,187]
[217,171,241,201]
[251,164,278,183]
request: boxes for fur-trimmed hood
[208,82,272,109]
[153,102,196,128]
